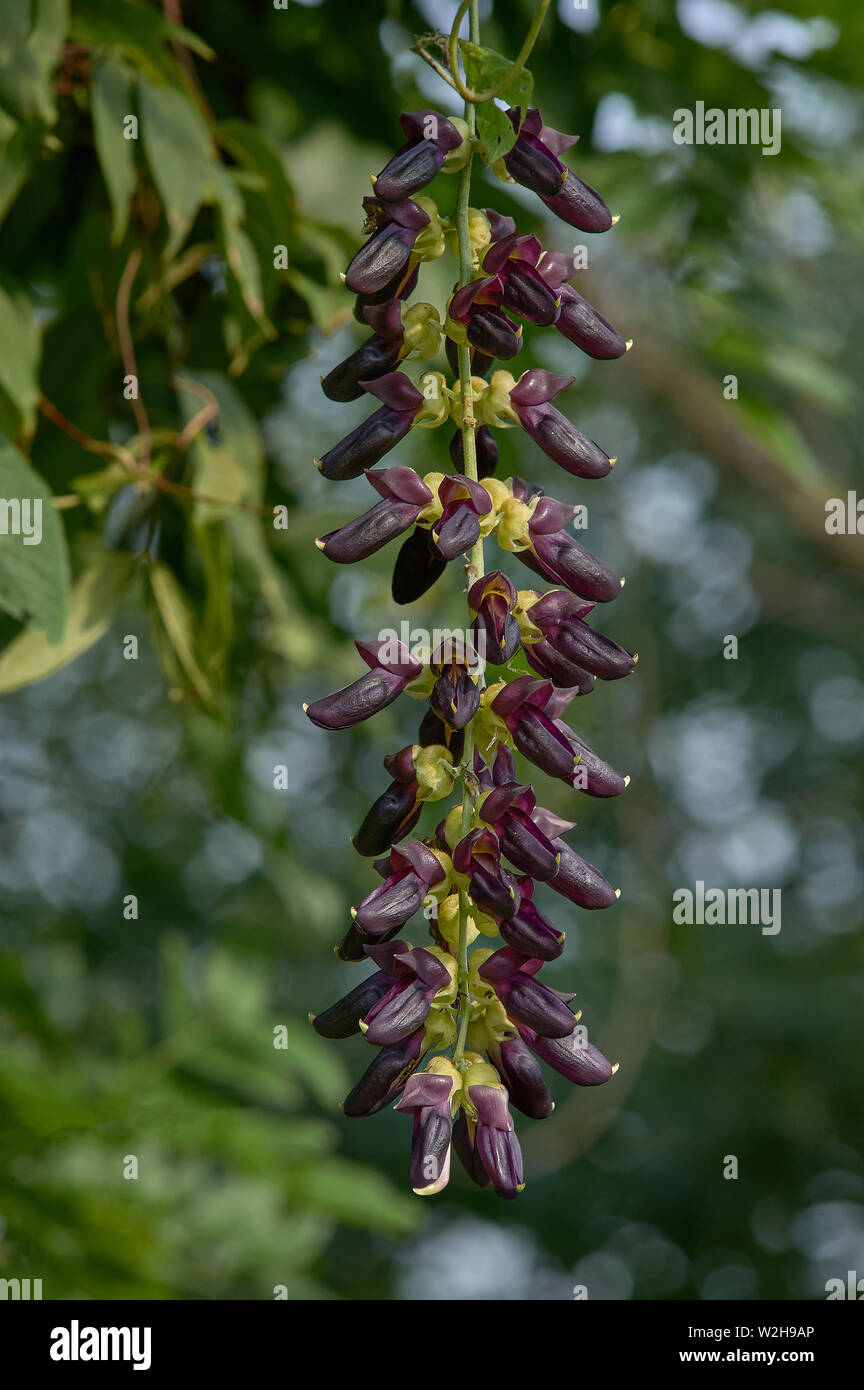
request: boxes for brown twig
[38,395,276,518]
[162,0,214,122]
[411,37,460,92]
[115,250,152,471]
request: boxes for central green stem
[452,0,482,1070]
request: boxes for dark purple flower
[453,826,521,920]
[311,971,394,1040]
[304,638,421,731]
[431,476,492,560]
[512,478,624,603]
[344,196,430,296]
[519,1023,617,1087]
[341,1027,427,1117]
[552,284,628,360]
[503,108,613,232]
[317,465,433,563]
[316,372,425,481]
[394,1064,458,1194]
[479,781,560,880]
[428,638,482,731]
[478,947,576,1039]
[487,1035,554,1119]
[321,301,405,403]
[490,675,579,782]
[509,369,614,479]
[391,523,448,605]
[374,110,466,202]
[351,840,448,944]
[353,263,419,323]
[523,587,636,682]
[482,232,560,326]
[449,277,522,360]
[360,941,452,1045]
[548,837,619,910]
[467,1078,524,1199]
[452,1110,490,1188]
[468,570,519,666]
[496,880,565,961]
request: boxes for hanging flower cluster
[306,65,632,1200]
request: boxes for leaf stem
[448,0,551,105]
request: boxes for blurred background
[0,0,862,1300]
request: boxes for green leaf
[148,561,214,703]
[91,62,137,244]
[139,78,214,259]
[176,370,263,522]
[0,548,133,693]
[0,0,56,125]
[0,115,31,225]
[0,438,69,640]
[0,285,41,431]
[210,165,276,343]
[69,0,214,60]
[460,41,533,162]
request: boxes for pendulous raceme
[305,85,632,1199]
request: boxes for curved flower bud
[549,838,618,910]
[453,826,521,920]
[321,302,405,403]
[349,841,449,948]
[374,110,467,202]
[304,639,422,731]
[317,372,425,481]
[394,1056,462,1195]
[317,466,433,563]
[353,263,419,323]
[488,1035,554,1119]
[311,970,393,1039]
[342,1027,426,1117]
[345,196,430,295]
[509,370,614,479]
[478,947,576,1039]
[432,475,492,560]
[541,170,613,233]
[553,284,628,360]
[360,941,453,1045]
[518,1023,616,1087]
